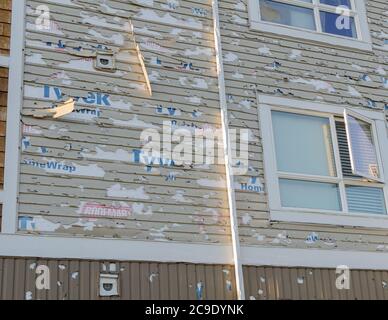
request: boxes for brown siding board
[14,259,25,300]
[177,264,188,300]
[25,259,36,301]
[382,272,388,300]
[205,265,216,300]
[130,262,141,300]
[90,261,99,300]
[159,263,169,300]
[68,260,79,300]
[367,271,378,300]
[48,260,58,300]
[58,260,69,300]
[313,269,324,300]
[168,264,179,300]
[37,259,48,301]
[2,258,13,299]
[0,258,2,300]
[214,265,224,300]
[140,262,150,300]
[80,261,90,300]
[222,266,237,300]
[187,264,197,300]
[120,262,131,300]
[195,264,206,300]
[149,262,160,300]
[280,268,292,300]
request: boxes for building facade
[0,0,388,300]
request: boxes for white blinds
[344,110,381,181]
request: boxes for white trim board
[241,246,388,270]
[0,234,388,270]
[258,95,385,121]
[0,234,234,264]
[2,0,26,233]
[212,0,245,300]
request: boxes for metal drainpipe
[211,0,246,300]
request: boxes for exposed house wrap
[0,0,388,300]
[21,0,231,243]
[220,0,388,252]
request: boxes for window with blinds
[269,108,387,216]
[335,111,386,215]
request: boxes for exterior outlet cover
[99,274,119,297]
[95,52,115,71]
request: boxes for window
[248,0,372,51]
[259,96,388,228]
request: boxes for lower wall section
[2,257,388,300]
[244,266,388,300]
[0,257,237,300]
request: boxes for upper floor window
[248,0,372,51]
[259,96,388,229]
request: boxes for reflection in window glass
[280,179,342,211]
[346,186,386,215]
[320,11,357,38]
[345,114,379,179]
[319,0,351,8]
[272,111,336,177]
[259,0,316,30]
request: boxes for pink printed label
[78,202,131,218]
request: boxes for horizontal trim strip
[0,234,234,264]
[1,234,388,270]
[271,209,388,229]
[241,246,388,270]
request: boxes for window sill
[270,209,388,229]
[249,21,373,52]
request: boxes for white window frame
[344,109,384,183]
[248,0,372,51]
[259,95,388,229]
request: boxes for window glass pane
[319,0,351,8]
[260,0,315,30]
[346,186,386,215]
[345,113,380,179]
[280,179,342,211]
[320,11,357,38]
[272,111,336,177]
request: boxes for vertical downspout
[211,0,245,300]
[2,0,26,233]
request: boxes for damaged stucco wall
[20,0,231,243]
[219,0,388,252]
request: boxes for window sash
[268,107,387,215]
[343,109,384,183]
[258,0,360,39]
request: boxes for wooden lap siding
[219,0,388,252]
[0,0,11,55]
[19,0,231,243]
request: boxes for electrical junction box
[99,273,119,297]
[95,52,116,72]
